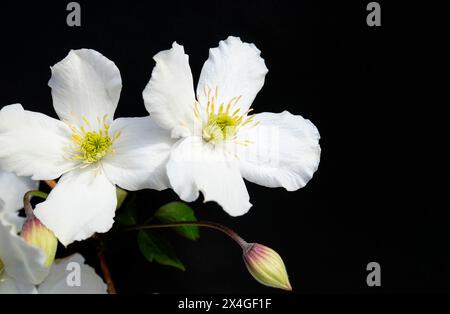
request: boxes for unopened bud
[21,218,57,268]
[243,243,292,291]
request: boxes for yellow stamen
[67,115,120,166]
[198,86,257,144]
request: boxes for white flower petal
[0,104,75,180]
[143,42,197,137]
[103,116,175,191]
[0,274,38,294]
[37,254,107,294]
[0,213,49,285]
[238,111,321,191]
[49,49,122,126]
[196,36,268,113]
[167,137,252,216]
[0,171,38,232]
[34,168,117,246]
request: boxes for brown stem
[23,190,49,219]
[23,192,35,219]
[93,234,117,294]
[124,221,249,249]
[97,247,117,294]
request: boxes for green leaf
[154,202,200,241]
[137,230,185,271]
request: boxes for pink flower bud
[21,217,57,268]
[243,243,292,291]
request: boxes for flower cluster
[0,171,106,293]
[0,36,321,293]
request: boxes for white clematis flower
[0,171,46,293]
[143,36,321,216]
[0,173,106,294]
[0,219,106,294]
[0,170,38,231]
[0,201,49,294]
[0,49,173,246]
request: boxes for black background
[0,0,447,294]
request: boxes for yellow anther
[66,115,120,165]
[198,86,257,145]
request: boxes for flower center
[67,116,120,165]
[195,87,258,144]
[79,130,112,163]
[203,112,239,143]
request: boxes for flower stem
[98,252,117,294]
[23,190,49,218]
[124,221,249,249]
[94,235,117,294]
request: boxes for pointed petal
[37,254,107,294]
[143,42,197,137]
[0,104,75,180]
[197,36,268,113]
[34,169,117,246]
[238,111,321,191]
[103,116,174,191]
[49,49,122,126]
[167,137,252,216]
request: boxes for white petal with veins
[197,36,268,113]
[238,111,321,191]
[49,49,122,126]
[0,171,38,232]
[34,168,117,246]
[167,137,252,216]
[0,104,75,180]
[103,116,175,191]
[143,42,197,138]
[0,208,48,285]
